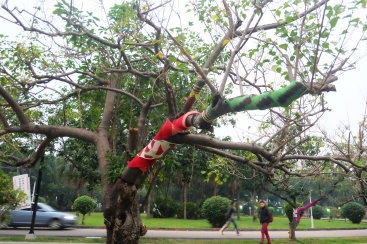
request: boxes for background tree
[0,0,366,243]
[312,205,324,220]
[322,114,367,206]
[58,139,101,194]
[0,170,26,227]
[37,156,80,209]
[267,174,331,240]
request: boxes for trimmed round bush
[73,195,97,225]
[201,196,231,227]
[312,205,324,220]
[177,202,201,219]
[73,195,97,215]
[341,202,365,224]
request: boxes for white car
[8,202,77,229]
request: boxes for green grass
[0,236,106,243]
[76,212,105,227]
[142,214,367,230]
[76,212,367,230]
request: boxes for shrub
[201,196,231,227]
[312,205,324,219]
[177,202,201,219]
[267,206,274,214]
[73,195,97,225]
[151,196,178,218]
[341,202,365,224]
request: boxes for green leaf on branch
[330,17,339,28]
[279,43,288,50]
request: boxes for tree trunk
[146,193,151,218]
[183,182,188,219]
[103,178,147,244]
[288,219,298,241]
[236,190,240,220]
[102,112,199,243]
[99,82,152,243]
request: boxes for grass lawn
[76,212,367,231]
[0,236,105,243]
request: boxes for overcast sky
[0,0,366,140]
[321,58,367,130]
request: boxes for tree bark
[288,219,298,241]
[183,182,188,220]
[104,178,147,244]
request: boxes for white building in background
[12,174,32,208]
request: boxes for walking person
[219,200,240,236]
[294,198,321,224]
[259,200,272,244]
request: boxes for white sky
[321,58,367,130]
[0,0,366,140]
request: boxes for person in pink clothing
[293,198,321,224]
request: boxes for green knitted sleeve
[202,81,307,122]
[227,81,307,112]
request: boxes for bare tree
[322,107,367,206]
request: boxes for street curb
[72,226,367,231]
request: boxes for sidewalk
[1,229,367,243]
[144,229,367,239]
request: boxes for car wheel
[48,219,62,229]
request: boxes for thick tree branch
[0,125,96,142]
[0,84,30,125]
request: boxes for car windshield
[20,203,57,212]
[38,204,56,212]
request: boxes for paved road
[145,229,367,240]
[1,228,367,241]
